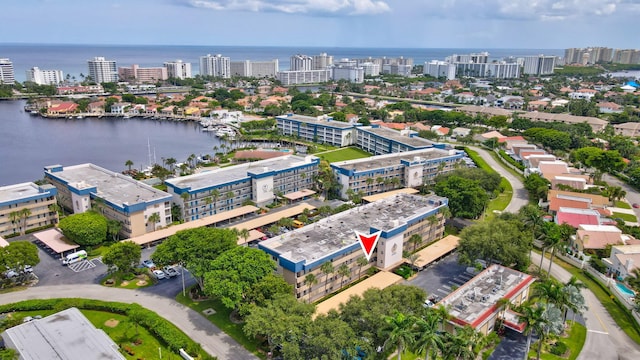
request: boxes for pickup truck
[163,265,179,278]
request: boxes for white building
[25,67,64,85]
[87,57,117,83]
[0,58,16,84]
[277,69,332,85]
[523,55,556,75]
[199,54,231,78]
[332,59,364,83]
[290,54,313,71]
[312,53,334,69]
[424,60,456,80]
[230,59,279,78]
[361,62,381,76]
[164,60,192,79]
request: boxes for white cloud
[185,0,390,15]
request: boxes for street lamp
[181,262,186,297]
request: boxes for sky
[2,0,639,48]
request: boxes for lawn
[555,259,640,345]
[316,147,372,163]
[612,212,638,222]
[615,201,632,209]
[101,271,154,289]
[527,321,587,360]
[486,178,513,214]
[175,291,266,359]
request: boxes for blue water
[1,43,563,82]
[616,282,636,297]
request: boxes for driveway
[406,253,472,300]
[603,174,640,220]
[531,252,640,360]
[0,285,258,360]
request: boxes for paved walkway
[0,285,258,360]
[531,253,640,360]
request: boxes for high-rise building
[277,69,331,85]
[230,59,279,78]
[613,49,640,65]
[523,55,556,75]
[290,54,313,71]
[0,58,16,85]
[446,52,489,64]
[360,62,381,76]
[564,47,615,64]
[424,60,456,80]
[117,64,168,83]
[199,54,231,78]
[312,53,333,69]
[87,57,117,83]
[164,60,192,79]
[25,67,64,85]
[332,59,364,83]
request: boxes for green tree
[125,160,133,171]
[18,208,32,235]
[337,263,351,287]
[151,227,237,289]
[8,211,20,235]
[382,312,417,360]
[58,212,108,247]
[102,241,141,275]
[0,241,40,271]
[106,219,122,241]
[320,261,335,294]
[147,212,161,231]
[204,246,276,310]
[304,273,318,303]
[524,173,550,201]
[409,233,423,252]
[412,310,443,360]
[241,273,292,315]
[356,256,369,280]
[434,176,488,219]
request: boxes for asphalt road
[468,146,529,214]
[531,252,640,360]
[604,174,640,219]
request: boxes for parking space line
[437,288,450,294]
[442,284,451,290]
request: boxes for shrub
[550,341,568,356]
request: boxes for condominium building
[117,64,168,83]
[454,62,520,79]
[332,59,364,83]
[199,54,231,78]
[361,62,381,76]
[0,182,59,237]
[613,49,640,65]
[290,54,313,71]
[382,64,412,77]
[44,164,172,238]
[230,59,279,78]
[0,58,15,85]
[165,155,319,221]
[259,194,449,302]
[565,47,614,64]
[356,126,438,155]
[164,60,192,79]
[276,114,358,147]
[523,55,556,75]
[331,148,465,199]
[424,60,456,80]
[87,57,117,83]
[25,67,64,85]
[312,53,334,69]
[446,52,489,64]
[277,69,332,85]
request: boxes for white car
[163,266,179,278]
[152,269,167,280]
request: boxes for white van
[62,250,88,265]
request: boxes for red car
[633,203,640,209]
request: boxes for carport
[33,228,79,258]
[362,188,419,203]
[0,235,9,247]
[237,229,266,245]
[412,235,460,270]
[227,202,316,233]
[282,189,316,204]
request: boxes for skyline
[3,0,639,49]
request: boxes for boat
[76,115,84,119]
[215,127,236,138]
[123,114,131,119]
[202,125,217,132]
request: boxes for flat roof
[413,235,460,268]
[283,189,316,201]
[278,114,355,129]
[359,126,435,148]
[166,155,316,190]
[33,228,79,254]
[260,194,446,265]
[332,147,456,173]
[127,205,258,245]
[362,188,420,203]
[2,307,125,360]
[238,229,266,245]
[228,203,316,232]
[0,235,9,247]
[441,265,535,328]
[46,163,170,207]
[0,182,51,205]
[314,271,403,316]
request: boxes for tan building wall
[0,196,58,237]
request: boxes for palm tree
[432,304,450,332]
[366,177,374,190]
[125,160,133,171]
[19,208,32,235]
[237,228,250,246]
[427,215,439,242]
[382,312,417,360]
[356,256,369,280]
[412,311,442,360]
[9,211,20,235]
[304,273,318,303]
[337,263,351,287]
[376,176,384,190]
[320,261,335,294]
[165,157,177,172]
[147,212,161,231]
[409,233,422,252]
[211,189,220,214]
[187,153,196,168]
[518,301,546,360]
[278,217,295,230]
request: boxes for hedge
[498,150,525,171]
[0,298,216,360]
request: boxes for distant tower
[164,60,192,79]
[290,54,313,71]
[87,57,117,83]
[199,54,231,78]
[0,58,16,84]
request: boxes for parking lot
[406,253,474,302]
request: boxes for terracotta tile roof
[549,197,591,212]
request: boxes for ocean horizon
[1,43,563,82]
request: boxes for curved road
[472,146,640,360]
[0,285,258,360]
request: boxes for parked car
[163,265,179,278]
[142,259,155,268]
[152,269,167,280]
[23,265,33,274]
[4,270,18,279]
[633,203,639,209]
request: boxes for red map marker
[354,230,382,262]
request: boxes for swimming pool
[616,282,636,297]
